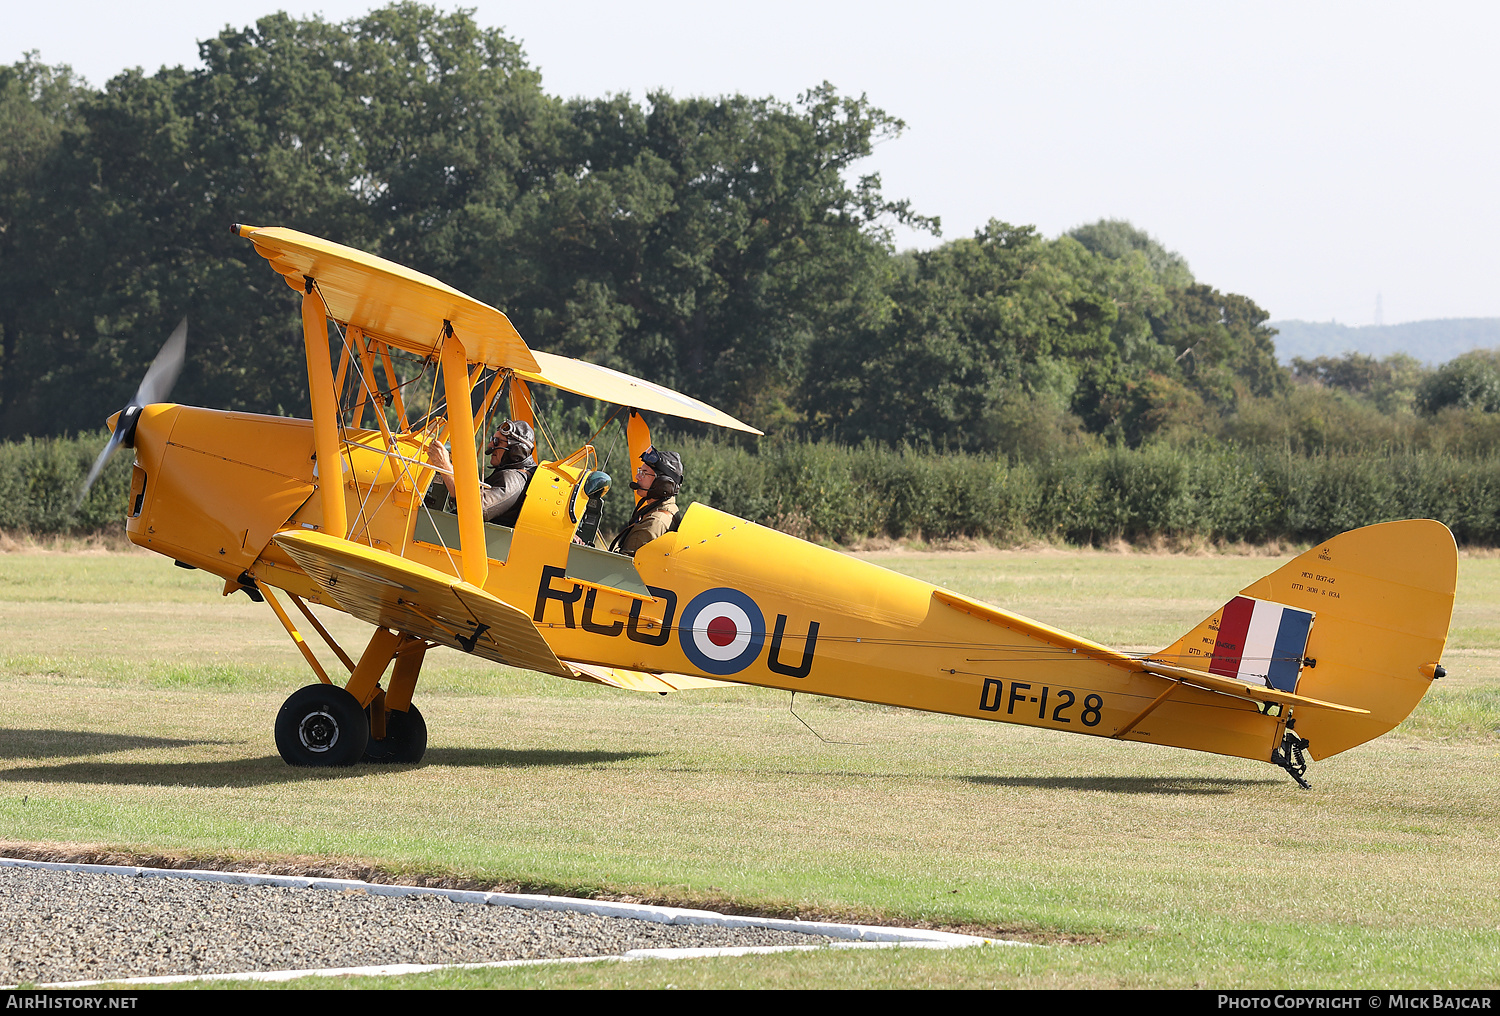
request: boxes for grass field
[1,544,1497,989]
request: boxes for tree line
[0,2,1283,446]
[3,2,1495,465]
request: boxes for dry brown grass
[0,528,140,554]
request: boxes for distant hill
[1268,318,1500,365]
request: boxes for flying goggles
[640,446,684,484]
[486,419,535,455]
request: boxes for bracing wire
[531,391,560,462]
[315,291,462,576]
[527,616,1301,675]
[315,282,407,545]
[582,406,623,459]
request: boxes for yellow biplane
[83,224,1456,786]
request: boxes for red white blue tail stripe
[1209,596,1314,692]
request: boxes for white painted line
[31,955,625,988]
[33,941,1002,988]
[1,855,1027,988]
[0,856,1000,947]
[622,940,974,959]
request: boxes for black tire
[274,684,369,767]
[362,704,428,764]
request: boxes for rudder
[1239,520,1455,759]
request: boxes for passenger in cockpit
[609,446,682,556]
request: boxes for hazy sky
[8,1,1498,325]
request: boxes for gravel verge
[1,866,840,985]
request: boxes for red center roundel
[679,587,766,676]
[706,615,737,646]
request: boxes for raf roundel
[679,587,767,676]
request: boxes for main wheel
[274,684,369,767]
[362,704,428,764]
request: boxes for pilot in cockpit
[425,420,538,528]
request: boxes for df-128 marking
[979,678,1102,726]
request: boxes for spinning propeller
[76,317,187,508]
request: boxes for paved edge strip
[29,942,984,988]
[1,856,1024,987]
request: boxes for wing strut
[289,591,357,672]
[301,280,346,539]
[439,324,488,588]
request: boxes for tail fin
[1157,520,1456,760]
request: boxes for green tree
[1291,351,1427,414]
[0,4,923,438]
[1066,219,1194,289]
[802,222,1136,451]
[800,221,1048,448]
[0,54,91,434]
[1417,351,1500,414]
[503,84,930,426]
[1148,283,1287,409]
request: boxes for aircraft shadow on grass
[420,747,657,768]
[964,774,1281,795]
[651,767,1281,794]
[0,729,230,760]
[0,748,659,788]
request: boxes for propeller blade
[76,426,127,510]
[134,316,187,408]
[75,318,188,511]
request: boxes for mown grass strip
[1,549,1496,987]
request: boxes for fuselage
[124,402,1288,763]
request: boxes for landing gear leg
[273,627,428,767]
[363,636,428,764]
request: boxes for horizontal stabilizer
[1137,659,1368,715]
[271,530,570,677]
[932,588,1140,671]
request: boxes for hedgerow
[6,432,1497,546]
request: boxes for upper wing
[236,224,538,373]
[237,225,759,434]
[272,530,570,676]
[516,350,762,435]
